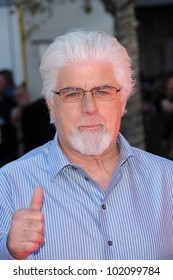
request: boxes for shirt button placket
[101,204,113,249]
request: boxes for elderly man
[0,29,172,260]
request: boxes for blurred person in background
[0,69,16,99]
[0,86,17,166]
[11,84,55,156]
[0,29,172,260]
[141,75,160,154]
[11,83,29,156]
[21,97,55,153]
[154,72,173,158]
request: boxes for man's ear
[46,99,51,109]
[121,99,127,116]
[46,99,55,119]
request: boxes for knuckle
[38,212,44,222]
[32,231,44,244]
[13,209,26,219]
[38,221,44,233]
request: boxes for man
[0,29,172,260]
[0,69,16,99]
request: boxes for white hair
[39,29,135,102]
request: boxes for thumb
[29,187,44,211]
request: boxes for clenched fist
[7,187,44,259]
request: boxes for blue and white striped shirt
[0,133,172,260]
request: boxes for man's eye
[96,90,109,95]
[67,92,79,97]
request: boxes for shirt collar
[117,133,140,167]
[48,133,72,180]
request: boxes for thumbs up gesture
[7,187,44,259]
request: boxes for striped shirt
[0,133,172,260]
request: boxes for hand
[7,187,44,259]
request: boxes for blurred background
[1,0,173,167]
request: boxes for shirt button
[72,166,77,170]
[84,176,89,181]
[102,204,106,210]
[108,240,113,246]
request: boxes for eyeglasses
[52,85,121,103]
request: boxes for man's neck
[59,139,120,191]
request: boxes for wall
[0,6,23,86]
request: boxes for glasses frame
[51,86,121,103]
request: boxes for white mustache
[78,118,105,127]
[79,124,103,127]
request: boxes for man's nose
[81,92,98,115]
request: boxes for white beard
[71,126,112,155]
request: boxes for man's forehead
[56,61,116,85]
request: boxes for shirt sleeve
[0,167,35,260]
[0,235,16,260]
[0,169,15,260]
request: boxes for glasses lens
[58,86,118,102]
[93,86,117,100]
[60,88,83,102]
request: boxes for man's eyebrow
[95,84,113,88]
[60,86,80,90]
[60,84,113,90]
